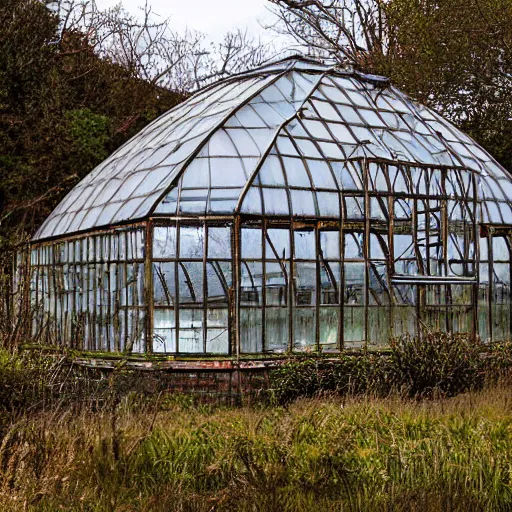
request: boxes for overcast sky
[95,0,284,43]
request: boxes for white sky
[95,0,284,43]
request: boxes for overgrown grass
[2,387,512,510]
[2,334,512,511]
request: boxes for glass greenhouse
[26,56,512,355]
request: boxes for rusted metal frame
[130,233,138,350]
[270,150,293,353]
[105,234,112,352]
[289,221,297,352]
[507,235,512,341]
[59,244,66,344]
[203,222,209,354]
[468,171,480,340]
[69,243,75,348]
[98,236,105,350]
[235,70,332,214]
[369,163,393,345]
[441,169,453,333]
[363,158,370,348]
[407,169,422,338]
[174,221,181,353]
[385,163,397,342]
[265,221,292,352]
[72,241,79,347]
[290,99,346,351]
[233,215,240,359]
[34,248,40,338]
[335,189,344,352]
[488,229,494,341]
[314,226,322,351]
[447,170,472,331]
[113,234,121,352]
[424,170,432,277]
[33,220,148,248]
[472,174,482,340]
[148,69,296,220]
[151,214,237,223]
[89,237,96,350]
[51,244,58,345]
[93,237,99,349]
[123,230,129,352]
[82,237,88,350]
[144,221,153,354]
[340,193,346,351]
[262,221,267,352]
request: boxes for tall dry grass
[1,384,512,511]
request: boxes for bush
[269,332,488,404]
[269,354,386,404]
[388,332,486,397]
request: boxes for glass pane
[206,309,229,354]
[344,262,365,305]
[178,309,203,353]
[294,229,316,259]
[241,308,262,353]
[265,308,289,352]
[179,226,205,259]
[290,189,316,216]
[368,307,390,347]
[153,262,176,306]
[153,309,176,353]
[241,262,263,305]
[344,232,364,259]
[320,308,339,348]
[320,261,340,304]
[294,308,316,348]
[208,227,232,258]
[178,262,203,304]
[320,231,340,259]
[206,262,231,304]
[343,307,365,345]
[266,262,288,306]
[262,188,289,215]
[242,227,263,259]
[266,228,290,260]
[295,262,316,305]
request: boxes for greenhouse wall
[24,161,512,355]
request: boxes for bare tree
[268,0,387,68]
[47,0,272,92]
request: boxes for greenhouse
[26,55,512,355]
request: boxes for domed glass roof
[34,56,512,241]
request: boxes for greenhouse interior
[23,55,512,356]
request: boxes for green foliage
[270,332,491,404]
[389,332,486,397]
[0,0,183,255]
[65,108,110,168]
[377,0,512,171]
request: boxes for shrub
[388,332,486,397]
[269,332,488,404]
[268,354,387,404]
